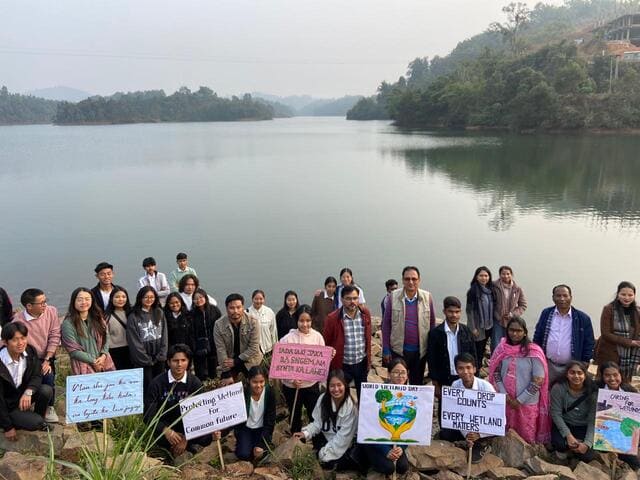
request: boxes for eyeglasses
[343,296,359,301]
[30,300,47,306]
[390,370,408,377]
[403,277,419,283]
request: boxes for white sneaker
[45,406,59,423]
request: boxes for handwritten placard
[441,386,506,436]
[66,368,144,423]
[180,381,247,440]
[269,343,332,383]
[594,388,640,454]
[357,382,434,445]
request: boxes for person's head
[251,290,266,310]
[282,290,299,312]
[564,360,592,391]
[67,287,105,338]
[247,366,267,397]
[94,262,114,288]
[341,285,360,312]
[1,322,29,357]
[166,343,192,378]
[69,287,96,317]
[178,274,199,295]
[225,293,245,323]
[295,304,313,335]
[498,266,513,284]
[339,267,354,286]
[165,292,187,316]
[455,353,477,387]
[388,357,409,385]
[20,288,47,317]
[599,361,623,390]
[506,316,530,353]
[402,266,421,296]
[471,266,492,287]
[107,286,131,315]
[615,281,636,308]
[385,279,398,294]
[552,284,572,312]
[176,252,189,270]
[193,288,210,311]
[321,369,353,425]
[443,296,462,327]
[135,286,159,312]
[324,276,338,297]
[142,257,157,274]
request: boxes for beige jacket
[388,288,432,358]
[214,313,263,372]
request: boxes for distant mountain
[253,93,363,116]
[26,86,92,102]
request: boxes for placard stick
[103,419,108,453]
[392,444,397,480]
[289,387,300,431]
[217,438,225,470]
[610,452,617,480]
[466,444,472,480]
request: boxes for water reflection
[395,134,640,231]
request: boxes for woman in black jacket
[275,290,299,340]
[190,288,222,381]
[164,292,193,350]
[466,266,496,368]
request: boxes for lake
[2,117,639,333]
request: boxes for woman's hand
[293,379,302,388]
[387,446,402,461]
[472,329,480,339]
[253,446,264,458]
[506,395,520,409]
[212,430,221,441]
[19,393,32,411]
[574,442,588,454]
[4,428,17,441]
[631,340,640,348]
[565,433,579,449]
[292,432,305,441]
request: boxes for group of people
[0,260,639,475]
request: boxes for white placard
[440,386,506,436]
[179,382,247,440]
[357,382,434,445]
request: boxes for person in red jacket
[323,285,371,401]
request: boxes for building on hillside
[603,14,640,45]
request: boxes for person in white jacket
[247,290,277,355]
[138,257,170,306]
[294,369,358,470]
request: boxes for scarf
[476,285,494,331]
[613,305,640,380]
[489,337,551,443]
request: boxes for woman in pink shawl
[489,316,550,444]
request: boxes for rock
[55,395,66,423]
[453,452,503,477]
[526,476,561,480]
[180,463,219,479]
[0,451,48,480]
[406,440,467,470]
[367,373,385,383]
[374,365,388,380]
[485,466,527,480]
[573,461,610,480]
[0,424,64,456]
[271,437,310,468]
[400,473,421,480]
[525,456,577,480]
[172,451,193,467]
[272,421,290,446]
[433,471,464,480]
[224,460,254,476]
[193,442,220,464]
[366,472,386,480]
[491,429,536,468]
[618,470,639,480]
[59,430,113,462]
[254,465,287,479]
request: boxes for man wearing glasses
[382,266,436,385]
[12,288,60,423]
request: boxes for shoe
[45,406,59,423]
[471,444,490,463]
[555,450,568,460]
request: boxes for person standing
[91,262,122,312]
[335,267,366,308]
[380,279,398,318]
[247,290,277,356]
[138,257,170,306]
[492,265,527,352]
[168,252,198,293]
[104,286,133,370]
[533,284,594,385]
[324,285,371,400]
[310,277,338,334]
[214,294,263,386]
[12,288,60,423]
[466,266,496,369]
[276,291,299,340]
[127,287,168,389]
[0,287,13,327]
[594,281,640,383]
[164,293,193,350]
[190,288,222,381]
[382,266,435,385]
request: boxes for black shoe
[471,444,490,463]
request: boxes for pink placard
[269,343,333,383]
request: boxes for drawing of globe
[377,391,417,441]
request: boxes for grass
[284,445,319,480]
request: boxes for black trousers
[8,384,52,431]
[282,383,320,433]
[391,350,427,385]
[473,330,491,370]
[363,444,409,475]
[551,423,595,462]
[312,434,357,471]
[436,374,460,441]
[194,354,218,381]
[109,346,133,370]
[142,363,166,392]
[342,358,368,402]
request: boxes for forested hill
[54,87,274,125]
[347,0,640,130]
[0,86,58,124]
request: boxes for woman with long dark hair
[105,286,132,370]
[164,292,193,350]
[275,290,299,340]
[595,281,640,382]
[190,287,221,381]
[127,286,168,389]
[61,287,114,375]
[550,361,596,461]
[489,316,550,444]
[0,287,13,326]
[335,268,366,309]
[247,290,277,355]
[293,369,358,470]
[466,266,495,368]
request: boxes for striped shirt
[342,309,366,365]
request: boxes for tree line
[0,86,58,125]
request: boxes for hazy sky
[1,0,566,98]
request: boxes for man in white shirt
[138,257,170,305]
[91,262,122,312]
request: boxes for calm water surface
[2,117,640,333]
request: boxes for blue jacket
[533,306,595,363]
